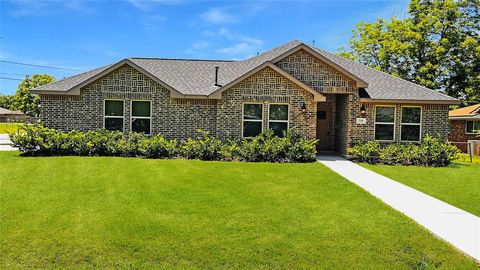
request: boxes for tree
[0,94,16,110]
[340,0,480,105]
[15,74,55,116]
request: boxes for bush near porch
[10,124,317,163]
[348,136,460,167]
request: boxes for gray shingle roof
[33,40,457,102]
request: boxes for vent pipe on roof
[214,66,222,87]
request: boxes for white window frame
[400,106,422,143]
[242,102,264,138]
[465,120,480,135]
[268,103,289,135]
[130,100,152,135]
[374,105,396,142]
[103,99,125,131]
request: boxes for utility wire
[0,76,23,81]
[0,72,30,77]
[0,60,84,72]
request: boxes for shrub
[347,141,380,164]
[180,130,225,161]
[10,124,317,163]
[348,135,460,167]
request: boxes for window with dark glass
[269,104,289,137]
[104,100,124,131]
[131,101,151,134]
[401,107,421,141]
[243,103,263,137]
[466,121,480,134]
[374,106,395,141]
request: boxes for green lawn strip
[0,123,25,134]
[0,151,476,269]
[362,159,480,217]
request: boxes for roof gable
[270,44,368,88]
[209,63,326,102]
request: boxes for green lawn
[0,152,477,269]
[0,123,25,134]
[363,155,480,217]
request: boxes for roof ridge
[241,40,303,62]
[130,57,235,62]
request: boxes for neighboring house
[31,40,458,154]
[449,104,480,153]
[0,107,27,123]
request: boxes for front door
[316,102,332,151]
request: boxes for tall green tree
[340,0,480,105]
[15,74,55,116]
[0,94,16,110]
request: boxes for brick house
[449,104,480,153]
[32,40,458,154]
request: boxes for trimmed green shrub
[180,130,225,161]
[10,124,317,163]
[348,135,460,167]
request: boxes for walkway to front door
[317,155,480,261]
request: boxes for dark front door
[316,102,332,151]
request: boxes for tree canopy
[340,0,480,105]
[14,74,55,116]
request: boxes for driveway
[0,134,17,151]
[317,155,480,261]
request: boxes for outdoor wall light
[360,105,367,116]
[301,102,307,113]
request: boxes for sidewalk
[0,134,17,151]
[317,155,480,261]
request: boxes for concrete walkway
[0,134,17,151]
[317,155,480,261]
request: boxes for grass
[363,155,480,217]
[0,123,25,134]
[0,152,477,269]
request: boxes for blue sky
[0,0,409,94]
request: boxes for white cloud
[217,43,256,56]
[214,28,263,59]
[126,0,182,11]
[201,8,237,23]
[7,0,98,17]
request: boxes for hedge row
[10,124,317,163]
[347,136,460,167]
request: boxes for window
[104,100,124,131]
[401,107,421,142]
[243,103,263,137]
[269,104,289,137]
[374,106,395,141]
[466,121,480,134]
[131,100,151,134]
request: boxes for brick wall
[40,64,217,140]
[449,120,478,152]
[275,49,357,94]
[347,103,450,146]
[216,66,316,139]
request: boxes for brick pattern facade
[40,65,217,139]
[39,60,451,154]
[346,103,450,146]
[216,66,316,139]
[449,120,478,152]
[275,49,357,94]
